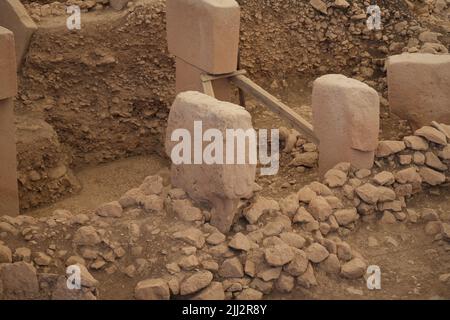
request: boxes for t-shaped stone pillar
[166,0,240,101]
[312,74,380,175]
[165,91,256,233]
[0,26,19,216]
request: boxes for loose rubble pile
[1,121,449,300]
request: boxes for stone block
[0,27,17,100]
[312,74,380,175]
[0,0,38,69]
[175,57,234,102]
[167,0,240,74]
[165,91,256,232]
[0,99,19,216]
[387,53,450,129]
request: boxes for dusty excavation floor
[25,84,450,300]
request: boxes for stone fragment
[376,141,406,157]
[173,228,205,249]
[166,0,240,74]
[341,258,367,279]
[308,196,332,221]
[218,257,244,278]
[419,167,446,185]
[324,169,348,187]
[305,243,329,263]
[415,126,447,145]
[96,201,123,218]
[334,208,358,226]
[265,245,295,267]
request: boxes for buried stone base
[165,91,256,233]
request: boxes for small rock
[135,278,170,300]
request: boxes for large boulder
[387,53,450,129]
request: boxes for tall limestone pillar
[0,26,19,216]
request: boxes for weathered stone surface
[135,278,170,300]
[387,54,450,129]
[228,232,252,251]
[324,169,347,187]
[0,262,39,297]
[0,29,19,217]
[243,196,279,224]
[110,0,130,11]
[310,0,328,15]
[0,27,17,99]
[308,196,332,221]
[284,250,308,276]
[265,245,294,266]
[305,243,329,263]
[376,141,406,157]
[0,1,37,69]
[173,228,205,249]
[96,201,123,218]
[166,92,256,232]
[180,271,213,295]
[0,244,12,263]
[334,208,358,226]
[167,0,240,74]
[297,186,317,203]
[425,152,448,171]
[236,288,263,300]
[279,232,306,249]
[403,136,429,151]
[377,187,396,202]
[395,167,422,185]
[355,183,379,204]
[73,226,101,246]
[321,254,341,274]
[313,74,379,174]
[297,263,317,288]
[373,171,395,186]
[218,257,244,278]
[415,126,448,145]
[341,258,367,279]
[192,281,225,300]
[419,167,446,185]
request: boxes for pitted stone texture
[174,58,234,101]
[312,74,380,174]
[387,53,450,129]
[0,0,37,69]
[0,27,17,100]
[167,0,240,74]
[165,92,256,232]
